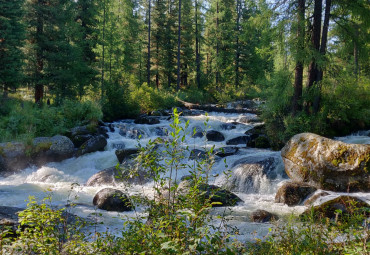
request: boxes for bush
[129,83,180,114]
[261,70,370,149]
[246,207,369,254]
[0,98,103,142]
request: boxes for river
[0,109,369,242]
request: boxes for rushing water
[0,111,369,241]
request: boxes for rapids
[0,110,369,241]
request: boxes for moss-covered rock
[0,142,28,173]
[301,196,369,221]
[275,182,317,206]
[281,133,370,192]
[32,135,74,165]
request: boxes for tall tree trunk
[307,0,322,89]
[147,0,151,86]
[35,0,44,104]
[215,1,219,87]
[354,41,359,79]
[156,36,159,89]
[305,0,322,114]
[292,0,305,116]
[195,0,200,89]
[101,0,106,102]
[313,0,331,113]
[235,0,240,87]
[176,0,181,91]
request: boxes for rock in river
[93,188,132,212]
[275,182,317,206]
[206,130,225,142]
[281,133,370,192]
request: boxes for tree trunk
[101,0,106,102]
[147,0,151,86]
[313,0,331,113]
[156,34,159,89]
[235,0,241,87]
[176,0,181,91]
[305,0,322,114]
[354,41,359,79]
[195,0,201,89]
[307,0,322,89]
[215,1,219,87]
[35,0,44,104]
[292,0,305,116]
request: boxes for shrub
[129,83,180,114]
[0,98,103,142]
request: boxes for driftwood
[177,99,260,114]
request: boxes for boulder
[301,196,369,220]
[215,147,239,157]
[134,115,160,125]
[226,136,249,146]
[115,148,139,163]
[281,133,370,192]
[0,142,28,173]
[206,130,225,142]
[93,188,132,212]
[250,210,278,223]
[189,149,207,160]
[275,182,317,206]
[32,135,75,165]
[71,134,93,148]
[0,206,22,237]
[76,135,107,156]
[86,163,154,186]
[225,155,283,193]
[173,180,242,207]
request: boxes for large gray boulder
[0,142,28,173]
[32,135,74,165]
[281,133,370,192]
[115,148,139,163]
[76,135,107,156]
[93,188,132,212]
[86,163,154,186]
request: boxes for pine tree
[0,0,25,97]
[74,0,100,99]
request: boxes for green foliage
[0,0,25,91]
[246,207,369,254]
[0,98,102,142]
[261,69,370,149]
[129,83,180,114]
